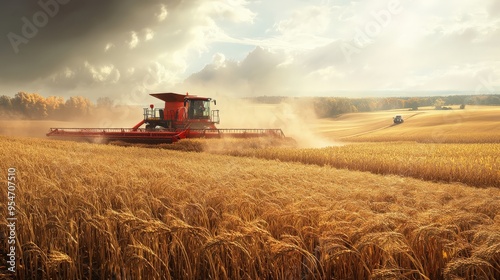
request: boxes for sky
[1,0,499,103]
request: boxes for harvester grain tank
[47,92,285,143]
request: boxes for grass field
[1,105,499,279]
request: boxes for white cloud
[84,62,121,83]
[128,31,139,49]
[199,0,256,23]
[212,53,226,69]
[275,5,332,36]
[157,4,168,22]
[306,66,346,81]
[104,43,114,52]
[64,68,75,79]
[144,28,155,41]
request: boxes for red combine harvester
[47,92,285,143]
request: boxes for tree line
[251,94,500,118]
[0,92,113,120]
[2,92,499,120]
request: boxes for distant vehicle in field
[393,115,404,124]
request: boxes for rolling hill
[312,106,500,143]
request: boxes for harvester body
[139,93,219,130]
[47,92,284,143]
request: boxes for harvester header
[47,92,284,143]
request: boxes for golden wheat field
[314,106,500,143]
[1,135,500,280]
[215,140,500,188]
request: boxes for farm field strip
[1,136,500,279]
[165,139,500,188]
[315,106,500,143]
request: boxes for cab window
[188,100,210,119]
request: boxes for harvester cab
[183,97,220,129]
[142,93,219,130]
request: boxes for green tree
[434,98,445,109]
[405,98,419,110]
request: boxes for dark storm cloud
[0,0,179,83]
